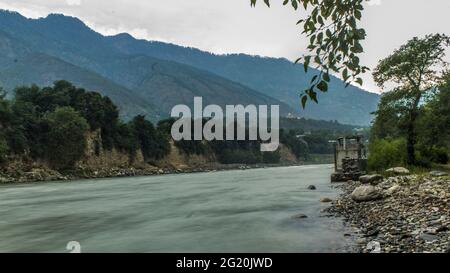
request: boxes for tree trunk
[406,118,416,165]
[406,92,422,165]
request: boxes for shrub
[218,149,262,164]
[417,146,449,165]
[0,134,9,164]
[368,138,407,171]
[262,151,281,164]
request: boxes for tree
[14,81,122,151]
[415,73,450,164]
[131,115,170,161]
[251,0,368,106]
[0,88,10,162]
[372,34,450,165]
[44,107,89,170]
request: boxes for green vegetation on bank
[368,34,450,171]
[0,81,170,169]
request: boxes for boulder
[386,167,410,175]
[307,185,317,190]
[351,185,382,202]
[430,171,447,177]
[359,174,384,185]
[320,197,332,203]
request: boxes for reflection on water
[0,165,353,253]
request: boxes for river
[0,165,354,253]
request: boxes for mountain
[106,34,381,125]
[0,10,379,125]
[0,10,295,120]
[0,53,162,120]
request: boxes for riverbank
[0,162,306,185]
[325,173,450,253]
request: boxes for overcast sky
[0,0,449,93]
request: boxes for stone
[351,185,382,202]
[386,167,410,175]
[359,174,384,185]
[292,214,308,219]
[385,185,400,196]
[364,228,380,237]
[320,197,332,203]
[418,233,438,242]
[430,171,447,177]
[0,177,11,183]
[436,226,449,233]
[307,185,317,190]
[331,172,346,182]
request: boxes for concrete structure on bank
[331,136,367,182]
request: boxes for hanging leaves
[251,0,367,108]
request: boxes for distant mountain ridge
[0,10,379,125]
[107,34,380,125]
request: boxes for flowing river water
[0,165,355,253]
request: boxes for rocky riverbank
[0,162,302,184]
[325,171,450,253]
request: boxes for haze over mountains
[0,10,380,125]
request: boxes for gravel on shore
[325,174,450,253]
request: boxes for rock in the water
[359,174,384,185]
[320,197,332,203]
[430,171,447,177]
[386,167,410,175]
[307,185,317,190]
[292,214,308,219]
[351,185,382,202]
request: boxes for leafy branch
[251,0,368,108]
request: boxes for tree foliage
[251,0,368,107]
[0,81,171,169]
[44,107,89,170]
[371,34,449,165]
[368,138,406,171]
[131,115,170,161]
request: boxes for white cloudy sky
[0,0,449,93]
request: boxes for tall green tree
[372,34,449,165]
[415,73,450,164]
[251,0,368,106]
[131,115,170,161]
[44,107,89,170]
[0,88,10,162]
